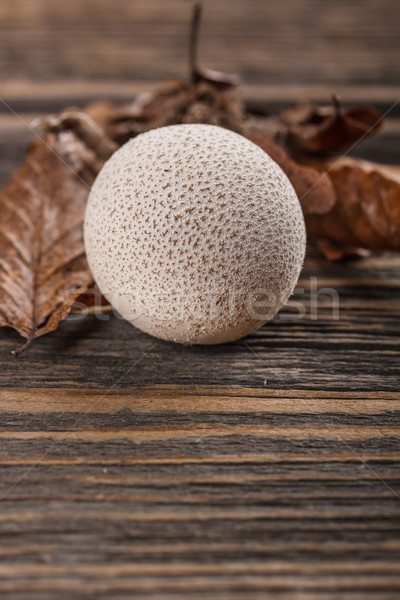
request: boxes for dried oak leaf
[297,157,400,257]
[0,111,116,355]
[281,95,383,154]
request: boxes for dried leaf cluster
[1,3,399,354]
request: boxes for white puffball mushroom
[84,124,306,344]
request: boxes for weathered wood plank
[0,0,400,592]
[1,425,399,441]
[0,0,399,86]
[1,386,399,413]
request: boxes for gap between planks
[0,453,398,465]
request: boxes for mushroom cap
[84,124,306,344]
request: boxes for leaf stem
[11,333,34,357]
[189,3,202,85]
[332,94,343,118]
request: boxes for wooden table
[1,1,400,598]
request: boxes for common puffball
[84,124,306,344]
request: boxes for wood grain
[1,317,400,600]
[1,0,400,597]
[0,0,399,86]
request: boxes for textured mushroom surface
[84,124,306,344]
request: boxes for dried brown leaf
[281,95,383,153]
[314,239,371,261]
[71,285,111,315]
[87,80,245,146]
[0,111,116,355]
[295,156,400,257]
